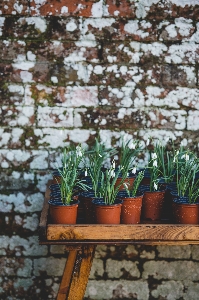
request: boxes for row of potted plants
[48,138,199,225]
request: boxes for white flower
[173,157,176,163]
[154,182,158,190]
[112,160,115,169]
[110,169,115,178]
[99,154,102,157]
[146,139,150,146]
[153,160,157,167]
[76,146,82,157]
[132,167,137,174]
[129,142,135,149]
[151,153,157,159]
[185,154,189,161]
[85,169,87,177]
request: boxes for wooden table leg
[57,245,96,300]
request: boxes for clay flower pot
[142,190,165,221]
[118,191,143,224]
[172,197,199,224]
[92,198,123,224]
[49,199,79,224]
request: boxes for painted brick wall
[0,0,199,299]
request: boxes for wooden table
[39,184,199,300]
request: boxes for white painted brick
[187,111,199,130]
[37,106,73,127]
[65,86,98,107]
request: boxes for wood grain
[47,224,199,243]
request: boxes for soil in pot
[142,190,165,221]
[92,198,122,224]
[49,199,79,224]
[118,191,143,224]
[172,198,199,224]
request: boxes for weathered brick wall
[0,0,199,299]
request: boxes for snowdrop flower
[76,146,82,157]
[151,153,157,159]
[146,139,150,146]
[129,142,135,149]
[185,154,189,161]
[99,154,102,158]
[132,167,137,174]
[110,169,115,178]
[85,169,88,177]
[153,160,157,167]
[154,182,158,190]
[112,160,115,169]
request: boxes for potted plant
[119,170,145,224]
[92,163,127,224]
[153,142,176,220]
[49,145,90,224]
[172,150,199,224]
[141,152,166,221]
[80,138,117,223]
[115,138,142,191]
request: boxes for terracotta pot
[119,192,143,224]
[49,199,79,224]
[172,199,199,224]
[79,191,96,224]
[142,190,165,221]
[115,176,135,191]
[92,199,122,224]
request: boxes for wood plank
[47,224,199,242]
[61,245,95,300]
[57,250,77,300]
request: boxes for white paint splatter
[66,20,77,32]
[24,17,47,33]
[91,0,103,17]
[61,6,68,14]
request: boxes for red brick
[0,106,35,127]
[146,3,179,20]
[0,0,29,15]
[0,40,26,61]
[30,0,97,17]
[117,20,158,42]
[75,107,145,130]
[106,0,136,18]
[2,16,48,40]
[178,5,199,19]
[159,21,195,42]
[26,40,99,63]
